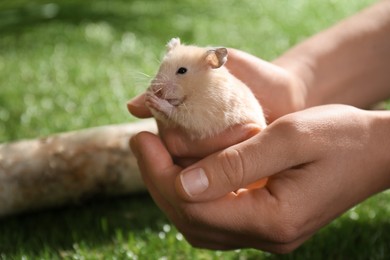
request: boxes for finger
[171,171,318,253]
[175,118,317,201]
[225,48,272,93]
[161,123,262,158]
[173,157,200,168]
[181,221,313,254]
[130,132,196,229]
[226,49,301,122]
[127,93,153,118]
[130,132,182,202]
[170,187,283,245]
[130,132,259,250]
[138,167,181,223]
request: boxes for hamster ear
[166,38,181,52]
[205,48,228,69]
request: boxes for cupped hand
[130,105,390,253]
[225,48,307,122]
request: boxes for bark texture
[0,120,157,217]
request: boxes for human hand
[130,105,390,253]
[225,48,307,122]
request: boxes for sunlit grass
[1,0,388,259]
[0,0,377,142]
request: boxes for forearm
[367,109,390,192]
[274,1,390,108]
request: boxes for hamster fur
[145,38,267,139]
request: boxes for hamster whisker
[154,57,162,65]
[135,71,152,79]
[153,87,163,94]
[151,78,168,84]
[181,102,190,116]
[151,82,166,86]
[159,74,171,82]
[150,84,166,90]
[167,106,174,120]
[128,71,152,87]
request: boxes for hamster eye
[176,67,187,75]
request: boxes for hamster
[145,38,267,140]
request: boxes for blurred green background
[1,0,389,259]
[0,0,382,142]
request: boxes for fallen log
[0,119,157,217]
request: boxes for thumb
[175,121,313,201]
[127,93,153,118]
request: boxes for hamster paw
[145,92,175,117]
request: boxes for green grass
[1,0,389,259]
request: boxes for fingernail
[180,168,209,197]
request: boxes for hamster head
[146,37,228,124]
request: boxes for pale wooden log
[0,119,157,217]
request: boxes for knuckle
[218,148,245,189]
[269,115,311,154]
[273,223,300,245]
[249,208,301,247]
[271,114,302,138]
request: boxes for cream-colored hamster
[145,38,266,139]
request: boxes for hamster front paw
[145,92,175,118]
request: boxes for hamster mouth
[150,87,185,106]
